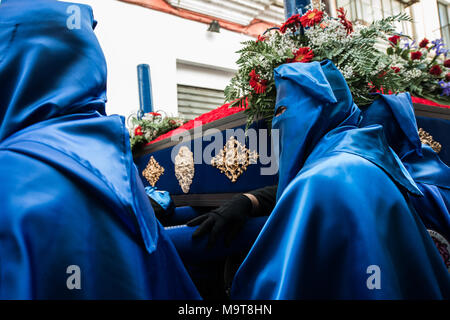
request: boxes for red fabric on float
[148,101,246,144]
[146,96,448,145]
[411,96,450,109]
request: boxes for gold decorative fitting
[175,146,195,194]
[418,128,442,154]
[142,156,164,187]
[211,136,258,183]
[311,0,323,9]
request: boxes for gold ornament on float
[418,128,442,154]
[211,136,258,183]
[175,146,195,194]
[142,156,164,187]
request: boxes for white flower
[403,69,422,81]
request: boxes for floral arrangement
[129,111,187,152]
[387,36,450,105]
[224,2,449,126]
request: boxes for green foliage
[129,113,187,152]
[387,37,450,105]
[225,4,448,126]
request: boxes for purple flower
[439,80,450,96]
[437,46,449,56]
[432,38,448,57]
[432,38,444,46]
[403,40,417,49]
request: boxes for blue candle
[284,0,311,19]
[137,64,154,119]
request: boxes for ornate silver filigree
[175,146,195,193]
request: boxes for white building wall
[69,0,253,118]
[69,0,448,119]
[410,0,443,40]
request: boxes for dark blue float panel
[134,105,449,200]
[134,119,278,196]
[416,116,450,166]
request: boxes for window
[335,0,413,36]
[176,61,234,120]
[177,85,226,120]
[438,1,450,47]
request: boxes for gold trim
[418,128,442,154]
[211,136,258,183]
[142,156,164,187]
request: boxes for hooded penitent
[231,61,450,299]
[0,0,200,299]
[360,93,450,271]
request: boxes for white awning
[166,0,286,25]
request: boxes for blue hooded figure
[0,0,200,299]
[231,61,450,299]
[360,93,450,272]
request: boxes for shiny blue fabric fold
[231,61,450,299]
[145,186,174,211]
[168,207,204,226]
[165,217,268,263]
[361,93,450,268]
[0,0,200,299]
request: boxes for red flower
[419,38,429,48]
[378,70,388,78]
[148,112,161,117]
[300,9,324,27]
[446,73,450,81]
[430,65,443,76]
[287,47,314,63]
[444,59,450,68]
[388,35,401,46]
[410,51,422,60]
[249,70,268,94]
[280,14,301,33]
[337,7,353,35]
[256,35,266,43]
[391,66,401,73]
[134,126,143,136]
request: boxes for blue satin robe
[361,93,450,271]
[0,0,200,299]
[231,61,450,299]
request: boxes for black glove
[186,194,253,248]
[246,185,277,217]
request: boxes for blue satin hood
[0,0,200,299]
[231,63,449,299]
[272,60,361,199]
[360,93,450,253]
[360,93,450,189]
[0,0,106,142]
[359,93,422,159]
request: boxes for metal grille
[177,85,226,120]
[336,0,413,36]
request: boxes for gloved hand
[186,194,253,248]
